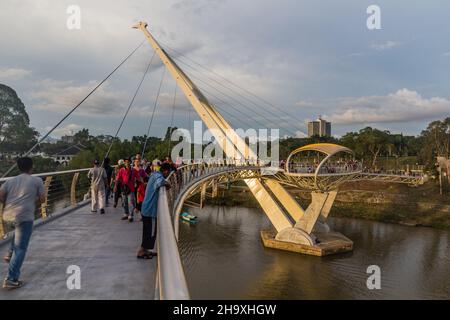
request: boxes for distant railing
[0,168,91,238]
[288,163,363,175]
[362,168,424,177]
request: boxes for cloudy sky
[1,0,449,139]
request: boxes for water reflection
[179,205,450,299]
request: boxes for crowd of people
[88,153,177,260]
[282,159,361,174]
[0,154,178,289]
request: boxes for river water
[178,205,450,300]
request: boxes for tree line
[1,84,448,174]
[280,118,449,172]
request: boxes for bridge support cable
[168,59,299,137]
[175,54,302,129]
[177,66,300,137]
[135,23,250,162]
[209,102,255,129]
[155,61,288,132]
[0,41,145,178]
[162,42,305,124]
[142,67,167,156]
[103,51,156,162]
[167,84,177,156]
[159,41,306,134]
[188,108,192,138]
[194,83,279,130]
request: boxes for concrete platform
[260,230,353,256]
[0,205,156,300]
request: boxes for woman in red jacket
[133,158,148,215]
[115,158,138,222]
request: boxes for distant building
[43,136,59,144]
[53,145,84,166]
[61,135,75,144]
[307,117,331,137]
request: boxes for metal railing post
[41,176,53,219]
[0,203,4,238]
[70,172,80,206]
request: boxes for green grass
[331,202,450,230]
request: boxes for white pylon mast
[134,21,296,232]
[133,21,250,161]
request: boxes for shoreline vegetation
[203,181,450,230]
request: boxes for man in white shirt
[0,157,46,289]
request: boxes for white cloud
[328,89,450,125]
[443,52,450,57]
[171,0,227,15]
[0,67,31,79]
[295,100,318,108]
[347,52,363,57]
[371,41,403,51]
[44,123,82,137]
[295,130,307,138]
[31,79,129,116]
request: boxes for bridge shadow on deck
[0,205,156,300]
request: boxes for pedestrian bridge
[0,204,156,300]
[0,22,427,299]
[0,159,424,299]
[0,162,270,299]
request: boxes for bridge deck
[0,205,156,300]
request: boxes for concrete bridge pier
[261,190,353,256]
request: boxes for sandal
[137,254,152,259]
[3,254,12,263]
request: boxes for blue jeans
[7,221,34,281]
[123,192,135,216]
[105,187,111,205]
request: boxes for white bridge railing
[0,168,92,238]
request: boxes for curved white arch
[285,143,359,190]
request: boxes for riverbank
[204,180,450,230]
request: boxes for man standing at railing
[136,163,172,259]
[88,159,107,215]
[0,157,46,290]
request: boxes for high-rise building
[307,117,331,137]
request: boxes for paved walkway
[0,205,156,300]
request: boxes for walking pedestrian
[87,159,107,214]
[0,157,46,289]
[113,159,124,208]
[103,157,113,206]
[133,157,147,215]
[115,158,138,222]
